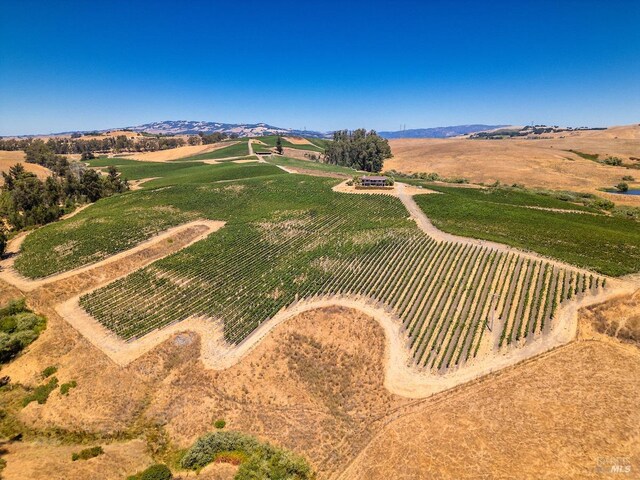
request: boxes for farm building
[361,176,389,187]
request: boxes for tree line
[0,131,238,156]
[324,129,392,173]
[0,144,128,254]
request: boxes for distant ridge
[121,120,328,138]
[379,124,508,139]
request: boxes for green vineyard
[79,189,604,374]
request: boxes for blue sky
[0,0,638,135]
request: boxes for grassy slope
[255,135,325,152]
[414,186,640,276]
[15,162,285,278]
[174,141,249,161]
[265,156,358,175]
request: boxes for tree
[275,136,284,155]
[616,182,629,192]
[0,228,6,256]
[324,129,392,173]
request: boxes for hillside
[386,123,640,205]
[379,124,506,139]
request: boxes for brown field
[121,141,239,162]
[283,136,313,145]
[387,124,640,205]
[0,150,51,183]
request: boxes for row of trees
[0,132,240,156]
[324,129,391,173]
[0,144,128,253]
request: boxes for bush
[213,419,226,429]
[60,380,77,395]
[604,156,623,166]
[41,366,57,378]
[181,431,314,479]
[22,377,58,407]
[622,175,635,181]
[127,463,172,480]
[71,446,104,461]
[616,182,629,192]
[0,300,46,364]
[236,445,313,480]
[180,431,259,470]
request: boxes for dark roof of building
[361,176,387,181]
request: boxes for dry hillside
[387,124,640,205]
[0,150,51,184]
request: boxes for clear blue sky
[1,0,638,135]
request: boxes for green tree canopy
[324,129,392,173]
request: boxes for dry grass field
[121,142,239,162]
[387,124,640,205]
[0,150,51,183]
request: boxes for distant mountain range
[378,124,507,139]
[12,121,507,139]
[123,121,327,138]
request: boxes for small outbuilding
[361,176,389,187]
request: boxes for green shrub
[22,377,58,407]
[180,431,259,470]
[236,445,313,480]
[622,175,635,181]
[213,419,226,429]
[41,366,57,378]
[71,446,104,461]
[0,300,46,364]
[60,380,77,395]
[180,431,314,479]
[127,463,172,480]
[616,182,629,192]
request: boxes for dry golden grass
[0,150,51,183]
[387,124,640,206]
[121,142,238,162]
[342,338,640,479]
[283,136,313,145]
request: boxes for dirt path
[0,220,225,292]
[55,276,633,398]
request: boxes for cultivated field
[1,146,639,478]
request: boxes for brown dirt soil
[340,338,640,479]
[387,125,640,206]
[0,151,51,183]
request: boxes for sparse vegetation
[60,380,77,395]
[71,445,104,461]
[127,463,173,480]
[22,377,58,407]
[41,366,57,378]
[214,419,226,429]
